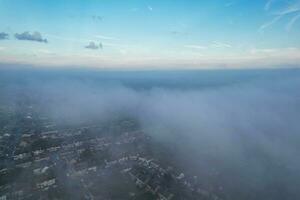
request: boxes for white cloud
[250,47,300,54]
[147,6,153,11]
[94,34,120,41]
[184,42,231,50]
[250,48,278,54]
[211,41,232,48]
[286,13,300,31]
[259,15,282,33]
[248,47,300,64]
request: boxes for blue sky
[0,0,300,69]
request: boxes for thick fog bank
[1,68,300,199]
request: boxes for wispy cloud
[274,2,300,15]
[286,13,300,31]
[249,47,300,61]
[184,42,231,50]
[147,5,153,11]
[94,34,119,41]
[259,15,282,33]
[184,45,207,50]
[260,0,300,32]
[211,41,231,48]
[37,49,52,54]
[15,31,48,43]
[250,48,281,54]
[45,34,90,44]
[264,0,274,11]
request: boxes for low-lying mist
[1,67,300,199]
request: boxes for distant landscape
[0,68,300,200]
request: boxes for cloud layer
[1,68,300,199]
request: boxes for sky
[0,0,300,69]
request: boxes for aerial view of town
[1,0,300,199]
[0,85,224,200]
[1,68,300,200]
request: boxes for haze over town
[0,0,300,200]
